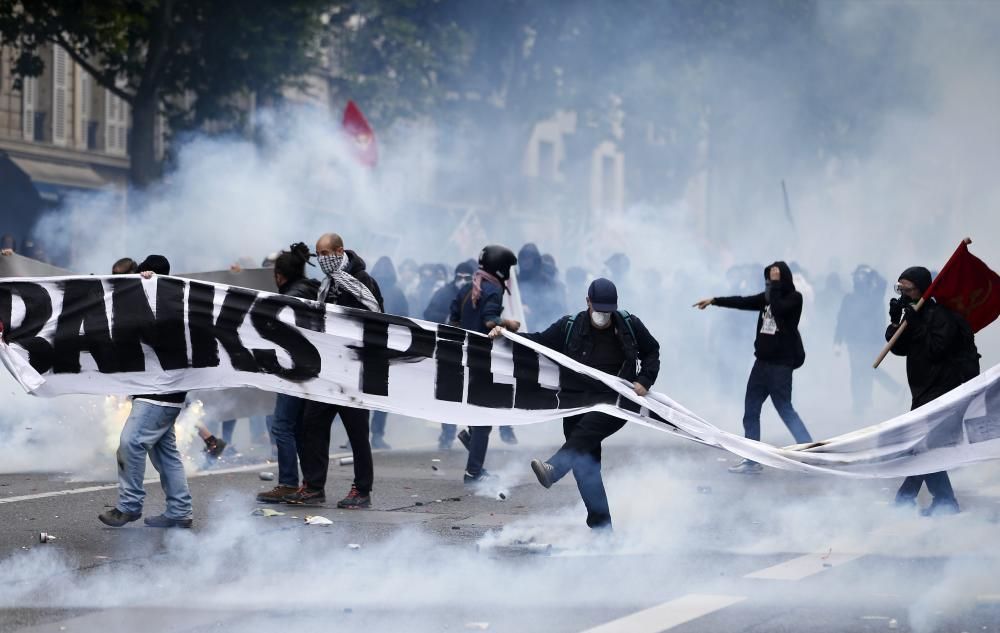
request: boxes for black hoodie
[320,250,384,312]
[713,261,805,368]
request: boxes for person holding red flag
[886,264,982,515]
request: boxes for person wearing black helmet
[694,262,812,474]
[501,277,660,531]
[886,266,980,516]
[449,245,521,483]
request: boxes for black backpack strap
[563,314,578,348]
[617,310,637,342]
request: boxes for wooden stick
[873,297,925,368]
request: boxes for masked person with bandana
[504,278,659,530]
[694,262,812,474]
[285,233,384,508]
[449,245,521,483]
[886,266,980,516]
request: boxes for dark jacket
[279,277,320,300]
[886,300,980,409]
[425,282,458,324]
[713,261,804,368]
[320,250,384,312]
[449,280,503,335]
[371,256,409,316]
[522,310,660,391]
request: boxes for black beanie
[898,266,932,294]
[138,254,171,275]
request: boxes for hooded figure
[371,256,410,317]
[696,261,813,474]
[517,243,564,328]
[424,259,475,324]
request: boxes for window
[22,76,37,140]
[104,87,128,155]
[52,46,69,145]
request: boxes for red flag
[924,239,1000,333]
[341,100,377,168]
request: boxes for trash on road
[431,458,441,463]
[497,492,507,501]
[38,532,56,543]
[339,457,354,466]
[258,472,275,481]
[305,515,333,526]
[888,618,898,629]
[251,508,285,517]
[347,543,362,550]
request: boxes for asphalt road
[3,425,1000,633]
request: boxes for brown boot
[256,485,300,504]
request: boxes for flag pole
[873,238,971,369]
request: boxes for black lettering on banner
[434,324,466,402]
[110,277,188,372]
[511,341,559,409]
[250,295,324,380]
[0,282,55,373]
[346,312,436,396]
[188,282,259,372]
[53,279,117,373]
[466,335,514,409]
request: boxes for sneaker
[336,485,371,509]
[256,485,300,504]
[499,426,518,445]
[457,429,471,451]
[144,514,193,528]
[283,487,326,505]
[98,508,141,527]
[728,459,763,475]
[371,436,392,450]
[463,469,496,484]
[921,498,960,517]
[531,459,555,489]
[203,435,227,458]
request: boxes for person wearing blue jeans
[695,261,811,474]
[98,255,193,528]
[257,394,306,502]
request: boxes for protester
[111,257,138,274]
[424,259,475,449]
[517,243,564,330]
[835,265,900,415]
[98,255,193,528]
[449,244,520,483]
[369,255,411,450]
[2,234,16,255]
[511,278,660,530]
[694,261,812,474]
[285,233,383,508]
[887,266,980,516]
[255,243,319,503]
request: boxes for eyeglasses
[894,283,917,295]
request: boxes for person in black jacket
[886,266,980,516]
[256,243,320,503]
[694,261,812,474]
[503,278,660,530]
[285,233,384,509]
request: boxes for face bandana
[318,253,345,277]
[591,311,611,328]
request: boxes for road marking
[745,551,863,580]
[579,593,746,633]
[0,452,351,505]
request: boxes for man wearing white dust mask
[496,277,660,531]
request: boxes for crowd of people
[1,235,982,530]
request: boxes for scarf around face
[317,253,381,312]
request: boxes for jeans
[371,410,387,439]
[296,401,373,494]
[268,394,305,487]
[465,426,491,476]
[439,423,457,445]
[896,472,957,503]
[743,360,812,447]
[547,411,627,529]
[116,400,192,519]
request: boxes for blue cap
[587,277,618,312]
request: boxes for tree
[0,0,334,187]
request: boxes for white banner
[1,274,999,478]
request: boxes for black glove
[903,302,922,322]
[889,298,904,323]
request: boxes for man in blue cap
[492,277,660,530]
